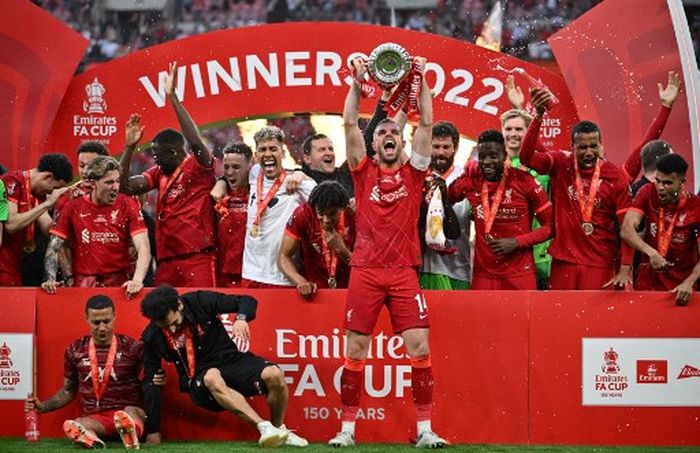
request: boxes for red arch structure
[42,22,578,170]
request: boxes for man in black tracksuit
[140,285,308,447]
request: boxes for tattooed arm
[42,235,66,294]
[25,378,76,413]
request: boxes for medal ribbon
[215,195,231,219]
[156,156,188,217]
[574,158,602,224]
[320,211,346,282]
[481,165,510,236]
[657,194,687,258]
[384,59,423,120]
[254,171,286,229]
[161,324,195,379]
[22,172,38,249]
[88,336,118,407]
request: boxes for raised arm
[165,62,212,168]
[520,89,557,174]
[409,59,433,163]
[344,59,369,170]
[119,113,150,196]
[4,187,67,234]
[623,71,680,181]
[505,75,525,110]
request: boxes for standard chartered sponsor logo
[81,229,120,244]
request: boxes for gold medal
[327,277,337,289]
[582,222,594,236]
[23,241,37,254]
[250,224,259,238]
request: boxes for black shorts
[189,352,275,412]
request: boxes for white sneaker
[280,425,308,447]
[257,421,289,448]
[328,431,355,447]
[415,431,448,448]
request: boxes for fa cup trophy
[367,43,412,90]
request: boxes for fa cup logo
[83,78,107,114]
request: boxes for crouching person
[140,285,308,447]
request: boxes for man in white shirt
[241,126,316,287]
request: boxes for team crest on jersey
[475,204,484,220]
[504,189,513,204]
[678,213,687,226]
[81,229,90,244]
[110,209,119,223]
[6,181,16,196]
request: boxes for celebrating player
[119,62,216,286]
[279,180,355,299]
[25,295,159,449]
[621,154,700,305]
[42,156,150,297]
[0,153,72,286]
[140,285,308,447]
[215,142,253,287]
[448,130,552,289]
[327,56,447,448]
[520,89,633,290]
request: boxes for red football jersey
[0,171,36,278]
[142,156,216,260]
[521,119,632,268]
[216,187,249,276]
[448,168,551,277]
[351,157,427,268]
[50,194,147,277]
[285,203,356,287]
[64,334,143,414]
[630,184,700,289]
[53,183,90,222]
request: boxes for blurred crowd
[33,0,619,67]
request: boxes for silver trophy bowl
[367,43,411,88]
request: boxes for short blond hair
[253,126,285,148]
[499,109,533,127]
[84,156,120,181]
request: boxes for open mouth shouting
[579,155,597,169]
[261,156,279,175]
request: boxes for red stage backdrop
[549,0,699,189]
[44,22,578,167]
[1,289,698,446]
[0,0,88,171]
